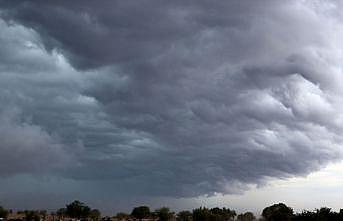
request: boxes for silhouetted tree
[222,207,236,221]
[131,206,150,220]
[338,209,343,220]
[209,207,236,221]
[155,207,174,221]
[292,207,342,221]
[292,210,315,221]
[315,207,336,221]
[65,200,91,219]
[193,207,211,221]
[237,212,255,221]
[262,203,293,221]
[193,207,236,221]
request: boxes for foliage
[193,207,236,221]
[6,201,343,221]
[262,203,293,221]
[293,207,343,221]
[193,207,211,221]
[155,207,174,221]
[210,207,236,221]
[65,200,91,219]
[237,212,255,221]
[131,206,151,220]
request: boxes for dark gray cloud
[0,0,343,205]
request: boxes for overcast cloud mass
[1,0,343,211]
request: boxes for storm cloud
[1,0,343,202]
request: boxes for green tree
[262,203,293,221]
[155,207,174,221]
[66,200,91,219]
[177,210,192,221]
[131,206,151,220]
[0,206,8,219]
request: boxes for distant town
[0,201,343,221]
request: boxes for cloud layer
[1,0,343,201]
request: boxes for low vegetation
[1,201,343,221]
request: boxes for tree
[293,208,341,221]
[177,210,192,221]
[0,206,8,219]
[338,209,343,220]
[66,200,91,219]
[155,207,174,221]
[209,207,236,221]
[209,207,224,221]
[293,210,315,221]
[193,207,211,221]
[262,203,293,221]
[89,209,101,221]
[237,212,255,221]
[131,206,151,220]
[222,207,236,221]
[315,207,337,221]
[192,207,236,221]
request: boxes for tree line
[0,201,101,221]
[1,201,343,221]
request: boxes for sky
[1,0,343,215]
